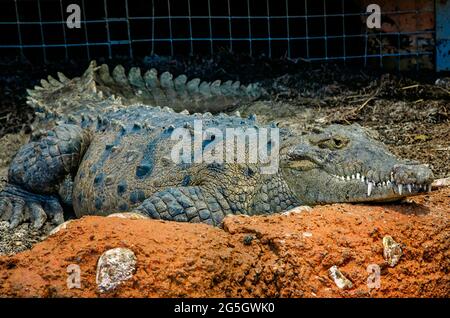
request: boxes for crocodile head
[281,124,434,204]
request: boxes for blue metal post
[436,0,450,71]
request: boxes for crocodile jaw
[283,163,434,205]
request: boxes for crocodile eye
[317,136,348,149]
[333,137,345,148]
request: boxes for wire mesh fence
[0,0,436,70]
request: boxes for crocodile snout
[391,163,434,186]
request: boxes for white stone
[329,265,353,290]
[281,205,312,216]
[96,247,137,292]
[49,220,74,236]
[107,212,149,220]
[383,236,402,267]
[432,177,450,188]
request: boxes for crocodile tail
[27,61,120,115]
[26,60,265,118]
[103,63,265,112]
[27,61,123,132]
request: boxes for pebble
[107,212,150,220]
[96,247,137,292]
[48,220,74,236]
[383,235,402,267]
[329,265,353,290]
[281,205,312,216]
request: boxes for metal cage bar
[0,0,438,70]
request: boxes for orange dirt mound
[0,188,449,298]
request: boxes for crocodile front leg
[133,186,236,226]
[0,124,91,228]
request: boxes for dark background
[0,0,366,63]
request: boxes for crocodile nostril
[391,164,434,185]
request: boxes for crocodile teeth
[407,184,412,193]
[356,173,360,179]
[398,184,403,195]
[346,176,350,181]
[428,185,432,192]
[367,182,373,197]
[351,175,355,179]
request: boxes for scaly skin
[0,62,434,228]
[27,60,264,121]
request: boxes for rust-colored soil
[0,187,448,298]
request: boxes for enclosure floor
[0,187,448,298]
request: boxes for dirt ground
[0,54,448,297]
[0,187,448,298]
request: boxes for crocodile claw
[0,184,64,229]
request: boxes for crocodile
[0,62,434,229]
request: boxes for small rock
[243,235,254,245]
[49,220,74,236]
[432,177,450,189]
[281,205,312,216]
[302,232,313,238]
[383,236,402,267]
[96,247,137,292]
[107,212,150,220]
[328,265,353,290]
